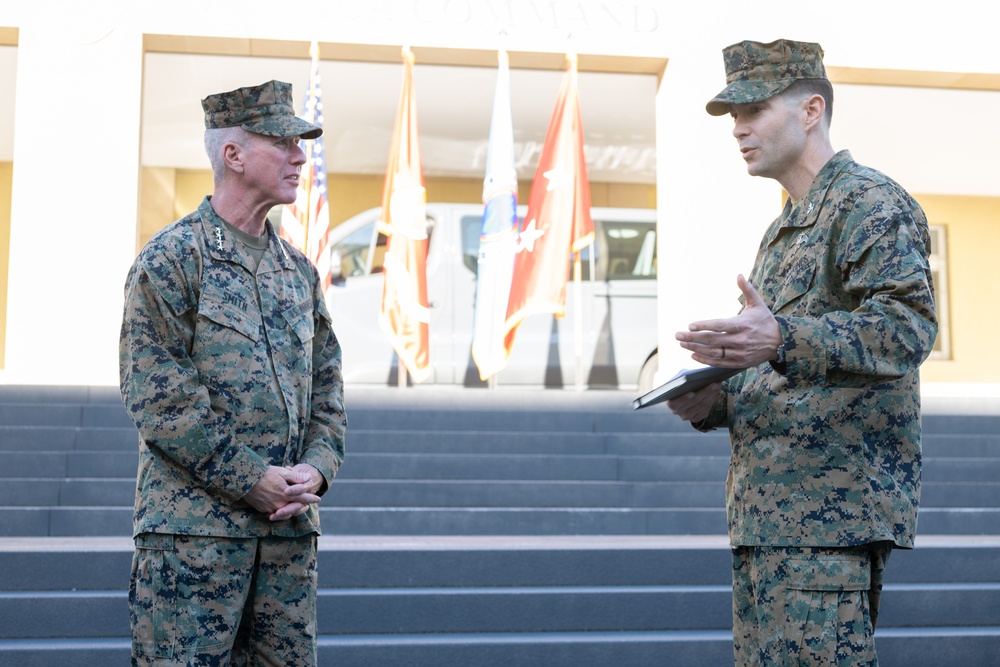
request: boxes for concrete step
[0,537,998,667]
[2,630,999,667]
[0,400,695,435]
[3,537,997,592]
[2,389,999,437]
[0,478,728,509]
[6,505,1000,538]
[0,404,133,429]
[334,453,731,482]
[0,506,731,537]
[6,581,999,640]
[0,385,997,667]
[2,630,998,667]
[0,452,733,482]
[0,586,734,639]
[4,425,999,460]
[0,426,137,452]
[3,478,998,512]
[4,450,993,485]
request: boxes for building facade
[0,0,997,395]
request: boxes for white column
[4,0,142,385]
[654,43,781,383]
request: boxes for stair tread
[0,386,997,667]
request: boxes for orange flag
[378,47,431,383]
[503,53,594,355]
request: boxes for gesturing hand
[675,274,782,368]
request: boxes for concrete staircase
[0,384,998,666]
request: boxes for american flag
[281,41,333,291]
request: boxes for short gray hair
[783,78,834,127]
[204,126,248,183]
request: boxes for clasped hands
[668,274,782,423]
[243,463,324,522]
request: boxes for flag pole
[573,251,583,391]
[397,44,412,392]
[302,41,319,253]
[569,49,584,392]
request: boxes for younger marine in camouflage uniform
[667,40,937,666]
[120,80,346,666]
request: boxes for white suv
[325,203,659,391]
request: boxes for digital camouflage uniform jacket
[120,197,346,538]
[701,150,938,549]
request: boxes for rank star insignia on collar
[214,227,224,251]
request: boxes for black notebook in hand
[631,365,743,410]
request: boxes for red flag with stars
[503,54,594,356]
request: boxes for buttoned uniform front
[699,150,938,550]
[120,196,346,539]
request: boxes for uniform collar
[767,150,854,246]
[785,150,853,227]
[197,196,294,272]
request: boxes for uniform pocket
[786,552,871,592]
[283,299,315,344]
[130,533,176,659]
[771,251,817,313]
[783,552,874,664]
[192,289,261,391]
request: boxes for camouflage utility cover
[119,197,346,538]
[202,79,322,140]
[701,150,938,549]
[706,39,827,116]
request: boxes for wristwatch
[771,343,787,374]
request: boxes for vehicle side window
[460,215,481,274]
[601,221,657,281]
[331,215,437,277]
[461,213,525,276]
[459,213,655,282]
[331,221,380,277]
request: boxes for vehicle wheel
[638,352,658,393]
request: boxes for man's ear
[222,141,245,174]
[803,94,826,130]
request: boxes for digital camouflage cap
[202,80,322,139]
[705,39,827,116]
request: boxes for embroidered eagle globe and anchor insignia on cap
[706,39,827,116]
[201,79,322,139]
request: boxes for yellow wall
[0,161,11,368]
[138,166,657,252]
[10,162,992,385]
[918,193,1000,383]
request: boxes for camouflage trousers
[130,533,318,667]
[731,542,892,666]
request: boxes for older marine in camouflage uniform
[120,80,345,666]
[668,40,937,666]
